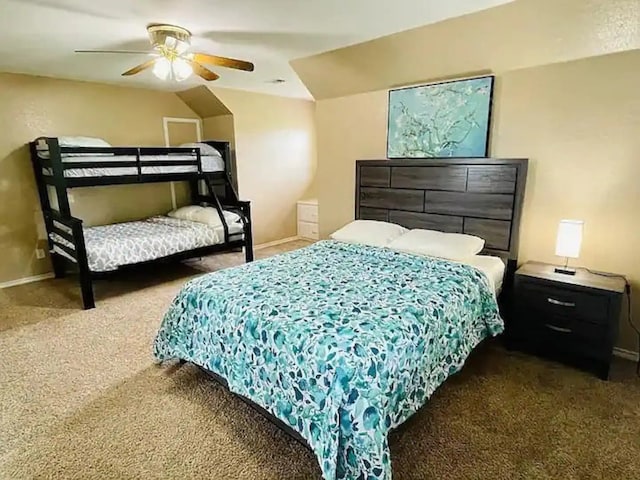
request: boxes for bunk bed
[29,137,253,310]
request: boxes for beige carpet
[1,240,639,479]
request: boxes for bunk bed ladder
[223,171,240,204]
[203,175,230,243]
[202,173,254,263]
[29,142,65,279]
[29,140,95,309]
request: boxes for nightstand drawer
[298,221,319,240]
[512,309,609,358]
[297,203,318,223]
[513,307,607,343]
[517,281,609,324]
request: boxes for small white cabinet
[297,199,319,240]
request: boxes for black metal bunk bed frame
[29,137,253,310]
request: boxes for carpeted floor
[1,240,639,479]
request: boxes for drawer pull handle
[545,324,573,334]
[547,297,575,308]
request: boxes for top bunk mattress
[51,154,225,178]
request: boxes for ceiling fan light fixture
[172,58,193,82]
[152,57,193,82]
[152,57,171,81]
[77,23,252,83]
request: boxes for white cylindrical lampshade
[555,220,583,259]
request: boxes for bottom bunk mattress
[53,215,243,272]
[153,240,504,480]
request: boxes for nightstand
[506,262,626,380]
[297,199,319,240]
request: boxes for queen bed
[153,158,528,480]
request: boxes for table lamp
[555,219,583,275]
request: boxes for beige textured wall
[314,50,640,351]
[0,73,199,284]
[203,114,235,145]
[208,87,317,245]
[203,114,237,191]
[165,119,201,208]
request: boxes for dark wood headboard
[355,158,528,262]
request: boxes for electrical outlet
[68,193,75,204]
[35,248,46,260]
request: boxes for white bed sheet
[45,154,225,177]
[458,255,506,294]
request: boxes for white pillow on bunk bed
[168,205,241,227]
[38,136,113,159]
[193,207,241,227]
[60,137,113,158]
[58,136,112,148]
[167,205,202,222]
[180,142,222,157]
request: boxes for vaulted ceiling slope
[291,0,640,100]
[176,86,231,118]
[0,0,511,99]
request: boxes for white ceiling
[0,0,512,99]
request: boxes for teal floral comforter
[154,240,503,479]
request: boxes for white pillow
[167,205,203,222]
[168,205,241,227]
[58,136,112,148]
[38,136,113,159]
[330,220,408,247]
[192,207,241,227]
[388,229,485,260]
[180,142,222,157]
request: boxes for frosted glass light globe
[152,57,171,81]
[172,58,193,82]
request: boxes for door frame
[162,117,203,209]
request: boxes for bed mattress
[45,154,225,178]
[459,255,505,293]
[51,215,243,272]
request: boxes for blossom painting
[387,76,494,158]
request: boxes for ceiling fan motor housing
[147,24,192,54]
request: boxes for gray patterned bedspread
[52,216,242,272]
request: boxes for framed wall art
[387,75,494,158]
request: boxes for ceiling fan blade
[192,53,254,72]
[75,50,155,55]
[189,61,220,81]
[122,58,158,76]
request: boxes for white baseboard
[254,236,301,251]
[613,347,639,362]
[0,272,55,289]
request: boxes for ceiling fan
[75,24,255,82]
